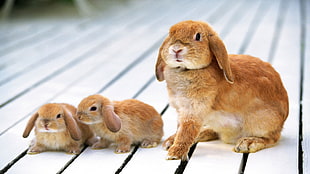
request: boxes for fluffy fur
[155,20,289,161]
[77,94,164,153]
[23,103,96,154]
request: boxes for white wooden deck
[0,0,309,173]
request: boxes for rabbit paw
[140,140,158,148]
[27,146,44,154]
[234,137,267,153]
[66,149,81,155]
[115,146,131,154]
[162,134,175,150]
[91,141,109,149]
[166,144,189,161]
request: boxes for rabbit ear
[155,37,169,81]
[63,107,81,141]
[23,112,39,138]
[102,105,121,133]
[208,34,234,84]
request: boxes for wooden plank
[223,0,260,54]
[302,0,310,172]
[0,26,58,56]
[245,0,300,173]
[244,0,281,61]
[0,0,302,173]
[0,24,36,45]
[0,27,85,84]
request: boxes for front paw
[27,145,44,155]
[162,134,175,151]
[167,144,189,161]
[66,147,81,155]
[91,141,109,149]
[140,139,158,148]
[234,137,267,153]
[115,145,131,154]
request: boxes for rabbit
[23,103,97,154]
[155,20,289,161]
[76,94,164,153]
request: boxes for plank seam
[0,149,27,173]
[299,0,307,173]
[267,0,289,63]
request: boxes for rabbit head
[23,103,81,141]
[156,20,234,84]
[77,94,121,133]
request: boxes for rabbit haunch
[155,20,288,161]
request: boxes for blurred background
[0,0,133,21]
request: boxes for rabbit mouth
[175,58,183,62]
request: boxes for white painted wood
[0,0,304,173]
[302,0,310,172]
[245,1,300,173]
[0,26,56,54]
[224,0,261,54]
[244,0,280,61]
[185,142,241,174]
[0,26,99,83]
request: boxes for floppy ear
[63,107,81,141]
[102,105,121,133]
[23,112,39,138]
[155,36,169,81]
[208,33,234,84]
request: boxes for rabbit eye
[195,33,201,41]
[90,106,97,111]
[56,114,61,119]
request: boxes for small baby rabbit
[77,94,164,153]
[155,20,289,160]
[23,103,96,154]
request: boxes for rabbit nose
[43,119,49,124]
[173,48,183,54]
[77,112,83,119]
[173,48,184,60]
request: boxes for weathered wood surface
[0,0,308,173]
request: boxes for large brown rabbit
[77,94,164,153]
[23,103,96,154]
[155,20,289,161]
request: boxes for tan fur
[155,20,289,160]
[77,94,164,153]
[23,103,96,154]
